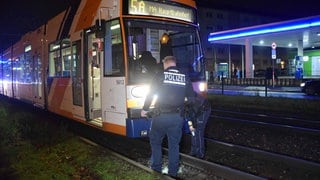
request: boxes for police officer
[188,94,211,159]
[141,56,195,177]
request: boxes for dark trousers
[149,113,183,177]
[190,107,211,158]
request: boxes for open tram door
[84,28,103,125]
[84,20,127,136]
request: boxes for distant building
[197,5,279,77]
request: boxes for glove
[141,110,148,117]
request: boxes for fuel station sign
[271,42,276,59]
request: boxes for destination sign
[128,0,194,23]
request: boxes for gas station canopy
[208,15,320,49]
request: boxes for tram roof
[208,15,320,49]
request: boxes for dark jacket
[143,66,195,111]
[184,95,211,126]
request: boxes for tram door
[32,54,44,107]
[84,32,102,124]
[100,20,127,135]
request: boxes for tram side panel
[47,78,75,118]
[0,10,69,108]
[10,39,24,101]
[0,0,205,140]
[15,27,47,107]
[45,10,86,120]
[1,50,14,98]
[1,38,25,99]
[27,26,47,108]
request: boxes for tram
[0,0,206,137]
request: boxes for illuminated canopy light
[208,16,320,42]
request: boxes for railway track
[74,121,263,179]
[206,107,320,163]
[48,105,320,179]
[1,96,264,179]
[79,137,174,179]
[200,137,320,179]
[2,97,319,179]
[177,150,264,179]
[75,108,320,179]
[197,108,320,179]
[212,109,320,132]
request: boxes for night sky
[0,0,319,52]
[0,0,69,52]
[198,0,320,20]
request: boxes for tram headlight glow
[127,85,150,108]
[198,82,206,92]
[131,86,149,98]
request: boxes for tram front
[124,19,206,137]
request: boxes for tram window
[71,41,81,78]
[15,57,23,83]
[23,50,33,83]
[71,40,83,106]
[3,61,12,82]
[124,20,204,84]
[62,46,71,77]
[49,43,61,77]
[49,39,72,77]
[104,20,124,76]
[0,62,4,89]
[34,55,42,85]
[0,62,2,83]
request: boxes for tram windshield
[124,19,203,84]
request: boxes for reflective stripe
[163,71,186,85]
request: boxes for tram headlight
[131,86,149,98]
[127,86,158,109]
[127,85,150,109]
[198,82,207,92]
